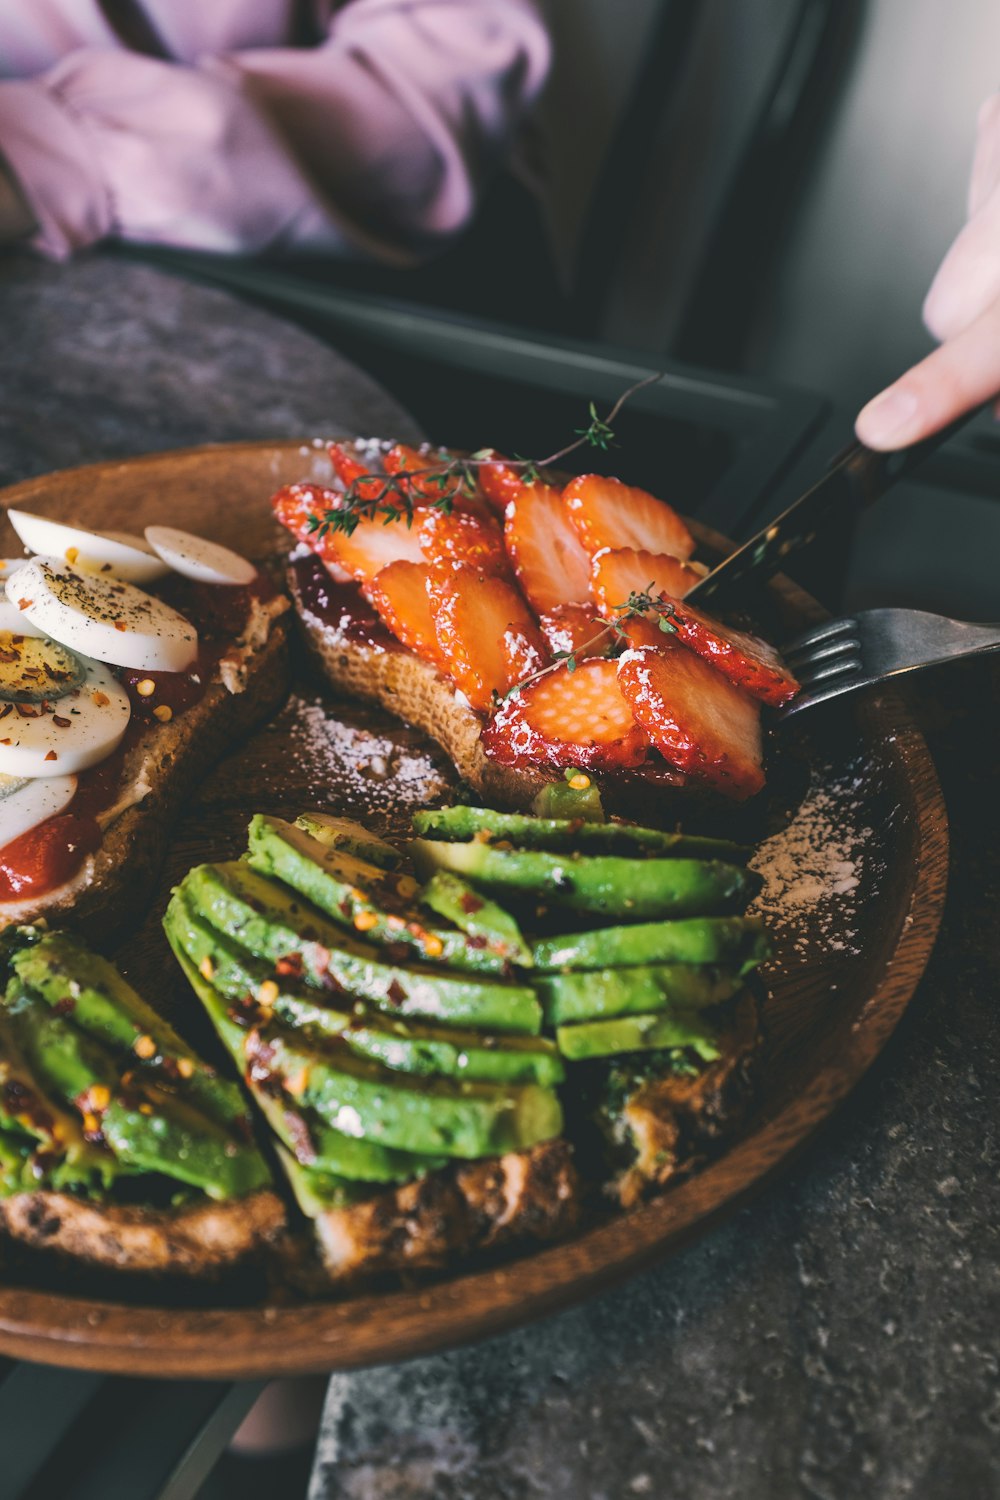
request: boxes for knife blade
[687,406,983,610]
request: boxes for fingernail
[856,386,920,448]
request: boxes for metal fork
[779,608,1000,718]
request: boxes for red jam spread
[0,570,271,903]
[0,812,103,901]
[288,551,399,653]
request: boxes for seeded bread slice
[0,1186,286,1276]
[0,593,290,939]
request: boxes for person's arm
[856,92,1000,449]
[0,0,549,262]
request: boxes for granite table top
[1,250,997,1500]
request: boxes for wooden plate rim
[0,442,949,1377]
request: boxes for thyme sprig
[311,373,662,540]
[495,588,679,706]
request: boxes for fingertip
[855,385,922,450]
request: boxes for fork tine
[784,635,861,672]
[793,654,862,689]
[778,674,866,720]
[780,616,858,657]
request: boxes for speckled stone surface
[305,660,1000,1500]
[0,252,420,487]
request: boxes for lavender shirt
[0,0,549,260]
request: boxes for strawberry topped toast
[272,441,799,811]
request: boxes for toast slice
[311,1140,579,1283]
[601,991,761,1209]
[287,551,547,808]
[0,589,290,938]
[0,1187,285,1276]
[287,555,704,819]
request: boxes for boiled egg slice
[0,774,77,849]
[7,559,197,672]
[0,563,44,637]
[144,526,256,587]
[0,646,130,776]
[6,511,170,583]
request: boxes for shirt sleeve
[0,0,550,262]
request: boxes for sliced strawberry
[538,602,607,659]
[617,640,764,800]
[618,614,677,651]
[660,600,800,708]
[367,561,446,670]
[418,507,509,575]
[328,508,430,588]
[271,482,345,569]
[482,657,649,770]
[384,443,455,500]
[563,475,695,561]
[428,563,548,713]
[591,546,701,618]
[504,483,593,614]
[476,451,527,515]
[326,442,387,503]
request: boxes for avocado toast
[159,780,767,1282]
[0,929,284,1275]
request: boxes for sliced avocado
[167,933,445,1185]
[0,1004,111,1177]
[177,864,542,1034]
[419,869,532,968]
[287,999,564,1086]
[167,897,559,1085]
[531,778,606,823]
[247,815,508,976]
[294,812,401,870]
[5,981,119,1106]
[411,841,759,920]
[13,933,247,1130]
[100,1085,270,1202]
[4,980,269,1201]
[411,805,748,863]
[180,859,372,985]
[259,1023,562,1159]
[532,916,770,974]
[556,1010,722,1062]
[275,1146,372,1215]
[0,1127,117,1197]
[536,963,745,1025]
[0,1130,34,1197]
[0,1003,82,1149]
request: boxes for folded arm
[0,0,550,261]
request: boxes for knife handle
[833,403,986,509]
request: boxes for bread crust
[289,560,546,809]
[0,1187,286,1276]
[614,991,761,1207]
[312,1140,579,1283]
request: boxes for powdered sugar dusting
[281,692,449,815]
[749,772,875,958]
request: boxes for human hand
[856,92,1000,450]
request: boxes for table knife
[687,406,984,610]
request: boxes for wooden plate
[0,442,948,1377]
